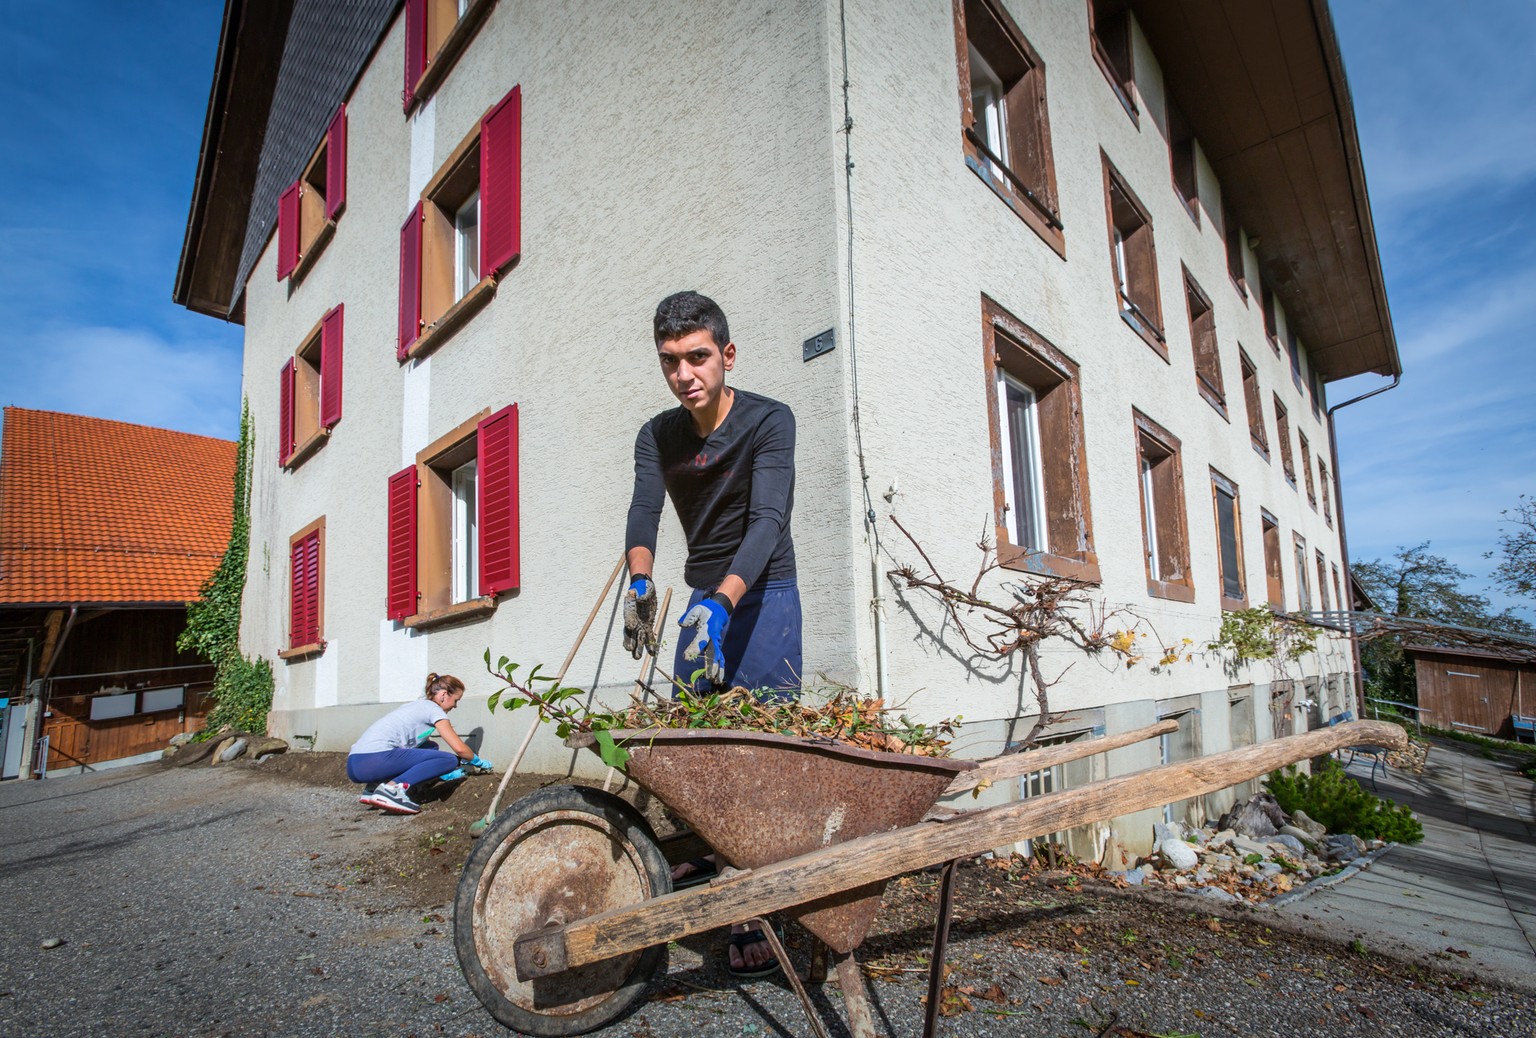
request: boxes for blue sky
[1,2,1531,617]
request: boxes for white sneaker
[371,781,421,815]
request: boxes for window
[1223,198,1247,298]
[1286,331,1305,391]
[1017,730,1087,859]
[1168,98,1198,221]
[282,517,325,659]
[1104,158,1163,353]
[1261,281,1280,355]
[1274,395,1295,486]
[1211,469,1246,610]
[278,304,344,469]
[1331,564,1343,613]
[1159,705,1202,825]
[399,85,521,361]
[388,406,520,627]
[1299,433,1316,508]
[1260,509,1284,609]
[1239,350,1267,458]
[1134,410,1192,601]
[1227,691,1257,801]
[954,0,1062,249]
[982,296,1097,581]
[402,0,498,113]
[1184,270,1224,415]
[1315,550,1331,612]
[1293,533,1311,612]
[1319,459,1333,527]
[277,105,347,281]
[1088,0,1136,119]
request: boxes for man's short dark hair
[654,291,730,350]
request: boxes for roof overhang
[173,0,296,322]
[1131,0,1400,381]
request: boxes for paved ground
[1,745,1533,1038]
[1274,738,1536,990]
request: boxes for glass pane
[968,44,1008,170]
[455,191,480,299]
[452,460,478,601]
[1140,455,1160,580]
[1005,378,1044,550]
[1216,488,1242,599]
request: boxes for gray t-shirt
[349,699,448,755]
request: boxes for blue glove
[469,755,493,772]
[679,593,732,686]
[623,575,657,660]
[438,767,467,783]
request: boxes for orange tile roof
[0,408,236,605]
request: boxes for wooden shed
[1405,644,1536,740]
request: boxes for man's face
[657,329,735,416]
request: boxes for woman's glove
[469,756,493,772]
[623,575,657,660]
[679,592,732,685]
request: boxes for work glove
[469,756,493,772]
[438,767,467,783]
[623,574,657,659]
[680,592,732,686]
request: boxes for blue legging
[346,747,458,787]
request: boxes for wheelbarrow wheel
[454,784,671,1036]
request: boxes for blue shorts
[673,578,801,700]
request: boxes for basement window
[1134,410,1192,602]
[955,0,1063,251]
[1211,469,1247,611]
[982,295,1098,582]
[1260,509,1284,610]
[1184,270,1224,416]
[1088,0,1136,120]
[1104,158,1163,355]
[1239,350,1268,459]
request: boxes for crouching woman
[347,673,492,815]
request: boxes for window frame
[1183,267,1225,417]
[981,295,1098,582]
[1315,550,1331,612]
[1087,0,1137,122]
[1103,156,1164,356]
[1167,97,1199,223]
[1239,348,1268,460]
[1210,468,1247,611]
[1133,410,1193,602]
[1319,458,1333,527]
[277,105,346,283]
[1293,532,1312,612]
[403,0,499,114]
[280,304,343,471]
[279,516,326,660]
[953,0,1064,254]
[1260,508,1284,610]
[1261,281,1281,356]
[1299,432,1316,509]
[1273,394,1296,487]
[410,409,497,627]
[1222,197,1248,300]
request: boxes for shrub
[1266,759,1424,843]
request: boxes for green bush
[1266,759,1424,843]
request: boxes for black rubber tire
[454,785,671,1036]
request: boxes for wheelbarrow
[453,718,1406,1037]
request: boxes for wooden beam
[940,719,1179,797]
[513,720,1406,979]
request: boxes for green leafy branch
[482,651,630,768]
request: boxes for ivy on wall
[179,399,274,735]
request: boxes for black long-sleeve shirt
[625,389,796,590]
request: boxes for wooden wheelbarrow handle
[513,719,1406,980]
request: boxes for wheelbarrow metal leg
[922,859,960,1038]
[808,936,830,984]
[833,950,882,1038]
[747,917,830,1038]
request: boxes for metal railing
[963,126,1065,230]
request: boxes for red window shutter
[402,0,426,111]
[479,85,522,277]
[278,358,295,465]
[387,466,419,620]
[277,181,301,279]
[398,203,423,361]
[320,304,344,429]
[325,104,347,219]
[477,405,520,596]
[289,531,320,647]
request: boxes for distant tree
[1490,495,1536,602]
[1352,543,1533,703]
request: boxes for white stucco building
[176,0,1398,859]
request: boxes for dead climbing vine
[886,516,1187,752]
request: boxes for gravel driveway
[1,762,1530,1038]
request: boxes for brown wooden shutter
[398,203,423,360]
[477,405,520,596]
[277,181,301,279]
[326,104,347,220]
[479,85,522,277]
[278,358,295,465]
[320,304,344,429]
[387,466,419,620]
[402,0,426,111]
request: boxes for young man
[622,290,800,977]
